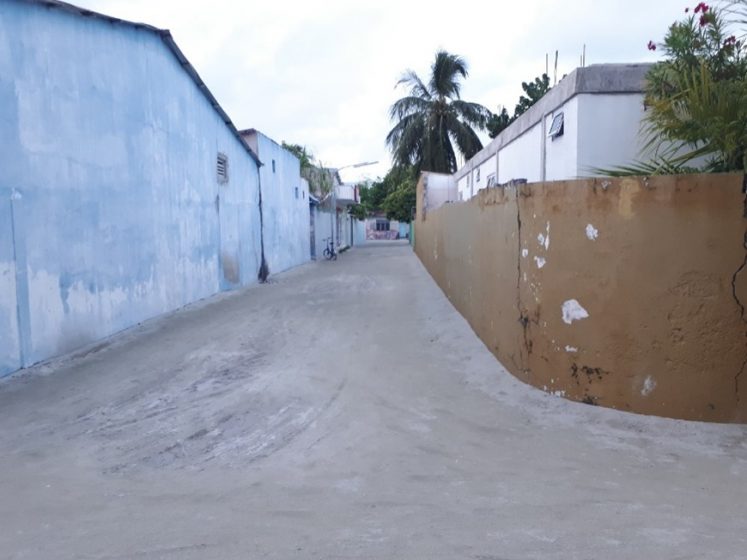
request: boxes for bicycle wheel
[323,248,332,260]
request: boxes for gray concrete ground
[0,242,746,560]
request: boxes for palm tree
[386,50,492,174]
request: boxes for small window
[217,153,228,184]
[375,219,390,231]
[302,190,305,199]
[548,112,564,139]
[272,159,276,173]
[486,173,496,187]
[295,187,299,199]
[475,168,480,182]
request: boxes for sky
[73,0,691,182]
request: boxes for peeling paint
[521,249,529,258]
[585,224,599,240]
[562,299,589,324]
[534,256,546,269]
[565,345,578,353]
[641,375,657,396]
[536,222,550,250]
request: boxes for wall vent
[217,153,229,184]
[548,112,564,139]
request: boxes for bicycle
[322,237,337,261]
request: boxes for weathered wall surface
[250,131,310,275]
[415,174,747,423]
[312,206,335,259]
[0,2,263,375]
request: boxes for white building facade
[455,63,653,200]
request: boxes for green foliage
[641,2,747,172]
[591,156,702,176]
[281,141,336,197]
[382,180,417,223]
[281,142,313,171]
[514,73,551,118]
[487,74,551,138]
[348,203,367,221]
[386,50,492,174]
[357,166,417,223]
[486,107,513,139]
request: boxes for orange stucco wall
[415,174,747,423]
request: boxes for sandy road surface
[1,242,746,559]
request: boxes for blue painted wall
[353,219,366,246]
[0,1,262,375]
[244,131,310,274]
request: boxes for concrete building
[240,129,310,274]
[0,0,301,377]
[456,63,653,201]
[334,182,359,249]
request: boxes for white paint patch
[585,224,599,240]
[562,299,589,324]
[536,222,550,250]
[641,376,657,396]
[534,256,546,269]
[10,189,22,201]
[521,249,529,258]
[565,345,578,353]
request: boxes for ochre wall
[415,174,747,423]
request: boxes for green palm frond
[429,51,468,99]
[386,50,490,174]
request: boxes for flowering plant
[643,1,747,171]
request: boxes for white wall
[457,173,470,201]
[576,93,648,175]
[425,173,457,209]
[476,155,497,192]
[544,96,580,181]
[498,123,543,184]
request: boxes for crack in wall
[734,175,747,401]
[733,231,747,323]
[257,174,269,283]
[514,183,531,375]
[733,234,747,399]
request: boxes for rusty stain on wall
[415,174,747,423]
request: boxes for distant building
[455,63,654,201]
[239,129,310,274]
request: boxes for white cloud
[73,0,685,181]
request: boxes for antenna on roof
[554,50,559,85]
[583,44,586,67]
[546,53,549,76]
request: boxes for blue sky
[73,0,690,181]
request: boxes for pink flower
[694,2,709,13]
[647,40,657,51]
[699,13,709,26]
